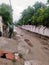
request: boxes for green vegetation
[0,3,13,25]
[17,0,49,28]
[12,59,16,65]
[48,0,49,3]
[12,58,16,62]
[19,53,23,58]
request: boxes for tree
[21,6,34,25]
[47,0,49,3]
[43,6,49,27]
[17,1,49,28]
[34,2,46,11]
[0,3,13,25]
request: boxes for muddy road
[15,27,49,64]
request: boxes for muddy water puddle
[24,39,33,47]
[41,40,49,50]
[43,47,49,50]
[41,41,49,46]
[41,41,49,56]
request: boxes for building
[0,16,3,36]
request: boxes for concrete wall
[21,25,49,37]
[0,16,3,33]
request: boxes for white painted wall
[22,25,49,37]
[0,16,3,33]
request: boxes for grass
[12,59,16,62]
[19,53,23,58]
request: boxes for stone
[6,53,14,60]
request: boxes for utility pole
[9,0,13,23]
[9,0,12,8]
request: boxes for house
[0,16,3,36]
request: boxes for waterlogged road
[15,27,49,65]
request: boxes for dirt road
[0,27,49,65]
[15,27,49,65]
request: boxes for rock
[6,53,14,60]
